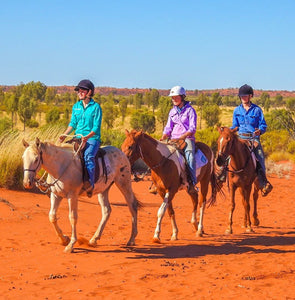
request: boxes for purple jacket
[163,102,197,140]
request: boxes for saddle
[66,138,108,185]
[168,139,197,186]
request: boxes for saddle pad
[195,149,208,169]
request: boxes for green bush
[0,117,11,134]
[262,130,290,155]
[195,127,219,153]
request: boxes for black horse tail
[207,170,225,208]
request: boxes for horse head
[22,137,43,189]
[215,127,238,167]
[121,129,144,165]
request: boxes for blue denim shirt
[69,99,102,141]
[231,103,267,136]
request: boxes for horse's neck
[41,144,76,177]
[140,138,169,168]
[230,139,250,169]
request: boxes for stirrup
[261,181,273,197]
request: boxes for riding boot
[256,162,273,197]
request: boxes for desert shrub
[195,127,219,153]
[287,140,295,154]
[101,128,126,148]
[26,119,39,128]
[268,151,292,162]
[0,117,11,134]
[262,130,290,155]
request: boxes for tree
[102,101,118,129]
[202,103,221,127]
[44,87,57,105]
[133,93,143,110]
[130,110,156,133]
[150,89,160,113]
[18,94,37,131]
[259,92,270,110]
[118,96,128,123]
[157,96,172,130]
[274,94,283,107]
[286,98,295,112]
[266,109,295,138]
[5,93,18,129]
[196,93,209,129]
[211,92,223,106]
[22,81,47,102]
[46,107,60,124]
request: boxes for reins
[138,141,178,170]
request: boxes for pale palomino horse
[22,138,140,253]
[215,127,260,234]
[121,129,219,243]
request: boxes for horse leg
[64,196,78,253]
[252,181,260,226]
[114,177,139,246]
[187,189,198,233]
[196,185,208,237]
[167,202,178,241]
[225,186,236,234]
[89,189,112,247]
[242,188,253,233]
[153,192,169,243]
[48,192,70,246]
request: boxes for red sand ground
[0,164,295,299]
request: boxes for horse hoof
[170,236,178,241]
[152,237,161,244]
[196,231,203,237]
[127,240,135,246]
[225,229,232,235]
[245,228,254,233]
[253,219,260,226]
[64,245,73,253]
[88,239,97,247]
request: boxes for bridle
[23,150,43,174]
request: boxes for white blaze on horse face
[219,137,224,153]
[22,146,39,189]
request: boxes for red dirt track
[0,164,295,299]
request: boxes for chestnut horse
[215,127,260,234]
[121,129,219,242]
[22,138,140,253]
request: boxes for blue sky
[1,0,295,91]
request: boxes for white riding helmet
[168,86,186,97]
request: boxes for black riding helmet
[74,79,95,96]
[238,84,254,97]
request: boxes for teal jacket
[68,99,102,141]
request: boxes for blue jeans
[84,139,100,187]
[239,135,266,172]
[184,138,197,185]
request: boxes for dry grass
[266,160,293,179]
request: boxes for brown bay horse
[121,129,219,243]
[215,127,260,234]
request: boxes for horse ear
[217,126,223,133]
[35,137,41,148]
[125,129,130,136]
[22,139,29,148]
[232,127,238,133]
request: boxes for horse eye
[128,146,133,150]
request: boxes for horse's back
[101,145,131,175]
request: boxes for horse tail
[207,171,225,208]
